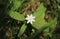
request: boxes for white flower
[25,14,35,24]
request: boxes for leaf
[44,28,52,38]
[18,24,27,37]
[27,18,57,39]
[11,0,24,10]
[32,3,47,29]
[58,5,60,9]
[8,10,25,21]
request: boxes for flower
[25,14,35,24]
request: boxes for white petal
[25,18,29,20]
[32,19,35,22]
[30,14,33,17]
[30,14,33,16]
[27,20,30,24]
[27,15,29,17]
[32,16,35,19]
[30,21,33,24]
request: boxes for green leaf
[8,10,25,21]
[44,28,52,38]
[58,5,60,9]
[32,3,47,29]
[18,24,27,37]
[11,0,24,10]
[27,18,57,39]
